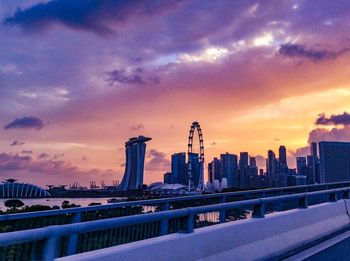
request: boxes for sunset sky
[1,0,350,187]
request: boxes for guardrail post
[186,213,194,233]
[219,196,226,223]
[329,192,338,202]
[343,190,350,199]
[67,212,82,256]
[160,202,169,235]
[43,235,59,261]
[252,200,265,218]
[298,195,308,209]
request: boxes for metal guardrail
[0,187,349,260]
[1,181,350,223]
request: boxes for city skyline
[1,1,350,186]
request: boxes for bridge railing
[0,187,349,260]
[1,181,350,225]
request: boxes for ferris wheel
[187,121,205,191]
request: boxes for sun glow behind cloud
[179,47,229,63]
[254,33,274,46]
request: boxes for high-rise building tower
[239,152,249,188]
[296,157,307,175]
[189,153,200,188]
[249,157,257,168]
[309,142,320,184]
[220,153,238,187]
[119,136,151,191]
[311,142,318,158]
[267,150,276,187]
[279,146,287,166]
[278,146,288,187]
[171,152,187,185]
[163,172,171,184]
[319,141,350,183]
[208,157,221,184]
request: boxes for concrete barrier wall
[58,200,350,261]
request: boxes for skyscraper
[309,142,320,184]
[311,142,318,158]
[278,146,288,187]
[296,157,307,175]
[319,141,350,183]
[248,156,258,188]
[163,172,171,184]
[208,157,222,186]
[267,150,276,187]
[279,146,287,166]
[119,136,151,191]
[171,152,187,185]
[306,155,316,184]
[188,153,200,188]
[220,153,238,187]
[239,152,249,188]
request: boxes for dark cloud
[0,152,114,179]
[10,140,25,146]
[145,149,170,171]
[53,153,65,159]
[131,123,144,131]
[38,153,50,159]
[4,0,188,35]
[4,116,44,130]
[279,43,349,62]
[105,69,160,86]
[316,112,350,126]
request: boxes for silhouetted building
[248,157,258,187]
[163,172,172,184]
[306,155,316,184]
[239,152,249,188]
[311,142,318,158]
[208,157,221,186]
[288,175,307,186]
[189,153,200,188]
[171,152,187,185]
[309,142,320,183]
[319,141,350,183]
[296,157,307,175]
[267,150,277,187]
[0,179,50,198]
[119,136,151,191]
[220,153,238,187]
[279,146,287,166]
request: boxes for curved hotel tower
[119,136,152,191]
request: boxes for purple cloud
[4,0,189,35]
[145,149,170,171]
[0,152,113,179]
[279,43,349,62]
[308,127,350,143]
[105,69,159,86]
[316,112,350,126]
[4,116,44,130]
[131,123,144,131]
[38,153,50,159]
